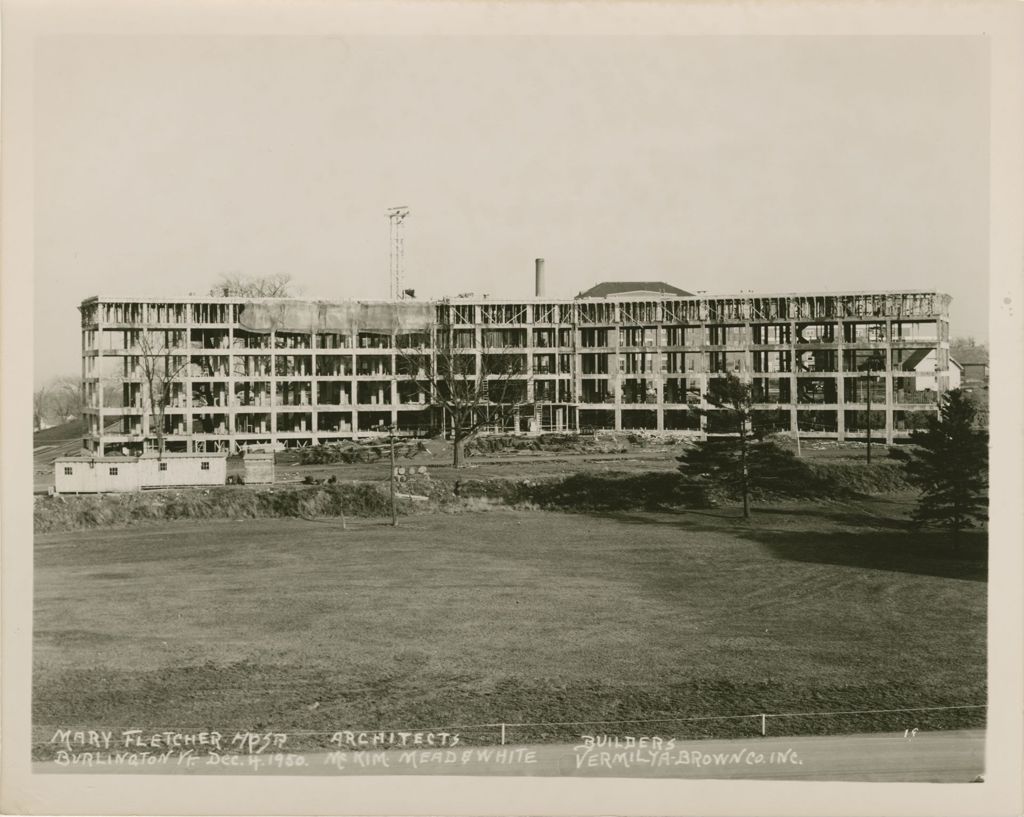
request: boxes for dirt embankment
[35,459,912,534]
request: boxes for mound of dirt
[296,440,431,465]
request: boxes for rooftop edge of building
[79,288,952,307]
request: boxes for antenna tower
[387,206,410,300]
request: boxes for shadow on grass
[752,506,911,531]
[577,508,987,582]
[743,528,987,582]
[582,504,913,530]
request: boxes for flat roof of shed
[57,452,228,463]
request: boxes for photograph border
[3,2,1022,815]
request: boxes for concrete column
[311,327,319,444]
[835,319,846,442]
[228,316,237,451]
[80,329,89,450]
[697,320,709,441]
[525,321,535,430]
[611,323,622,431]
[884,327,895,444]
[269,330,278,440]
[788,321,799,438]
[654,321,665,431]
[474,325,483,432]
[95,310,106,454]
[573,327,584,430]
[185,305,195,453]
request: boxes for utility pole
[389,425,398,527]
[739,411,750,519]
[866,372,873,464]
[862,353,884,464]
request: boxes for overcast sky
[34,35,989,384]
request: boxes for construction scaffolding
[78,287,953,454]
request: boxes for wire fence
[450,704,987,744]
[34,703,987,752]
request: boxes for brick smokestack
[535,258,545,298]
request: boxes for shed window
[109,467,118,476]
[159,462,168,471]
[201,461,210,471]
[63,467,73,476]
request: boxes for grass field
[33,499,986,757]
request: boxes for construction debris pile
[296,440,431,465]
[464,433,614,456]
[463,432,691,457]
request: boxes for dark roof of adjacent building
[951,347,988,366]
[897,348,934,372]
[577,281,693,298]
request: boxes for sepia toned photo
[3,2,1022,815]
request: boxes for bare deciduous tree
[210,272,298,298]
[33,377,85,431]
[33,386,49,431]
[397,340,532,468]
[49,376,84,424]
[130,328,191,455]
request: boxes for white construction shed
[137,452,228,488]
[55,455,141,494]
[54,452,227,493]
[242,451,275,484]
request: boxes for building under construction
[79,265,954,454]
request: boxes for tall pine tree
[904,389,988,544]
[676,374,808,517]
[707,375,753,518]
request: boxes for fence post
[761,714,766,737]
[500,723,506,745]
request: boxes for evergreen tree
[678,374,825,514]
[677,435,812,509]
[676,374,801,517]
[903,389,988,543]
[708,375,754,518]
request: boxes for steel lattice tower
[387,206,410,300]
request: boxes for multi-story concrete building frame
[79,288,952,454]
